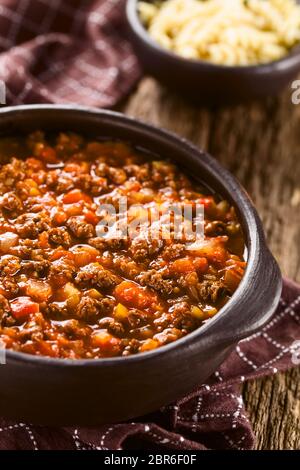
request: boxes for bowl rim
[126,0,300,72]
[0,104,281,368]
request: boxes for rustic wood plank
[122,77,300,450]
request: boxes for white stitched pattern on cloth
[232,395,244,429]
[1,0,140,108]
[240,294,300,344]
[261,331,286,350]
[191,395,203,432]
[24,425,38,451]
[235,345,257,369]
[73,428,101,451]
[146,429,186,447]
[100,426,116,450]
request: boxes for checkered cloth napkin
[0,0,140,106]
[0,278,299,450]
[0,0,300,451]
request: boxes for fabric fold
[0,0,141,107]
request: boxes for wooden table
[121,77,300,450]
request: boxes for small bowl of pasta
[126,0,300,103]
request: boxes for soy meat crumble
[0,132,245,359]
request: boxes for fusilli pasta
[138,0,300,65]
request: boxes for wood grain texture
[122,77,300,450]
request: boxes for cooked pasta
[138,0,300,65]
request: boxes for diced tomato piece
[51,208,67,226]
[64,162,89,174]
[42,147,58,164]
[50,249,74,262]
[193,257,209,273]
[114,281,157,309]
[38,231,50,249]
[83,209,99,225]
[36,341,59,358]
[10,297,39,321]
[0,285,6,297]
[92,330,121,356]
[209,247,227,264]
[170,256,208,275]
[197,196,218,218]
[25,280,52,303]
[34,144,58,164]
[197,197,214,210]
[64,203,83,217]
[170,258,194,274]
[97,255,113,269]
[63,189,92,205]
[224,268,243,293]
[237,261,247,269]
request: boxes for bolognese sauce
[0,132,246,359]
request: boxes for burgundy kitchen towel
[0,0,141,107]
[0,277,299,450]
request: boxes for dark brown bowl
[126,0,300,104]
[0,105,281,425]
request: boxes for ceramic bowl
[126,0,300,104]
[0,105,281,424]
